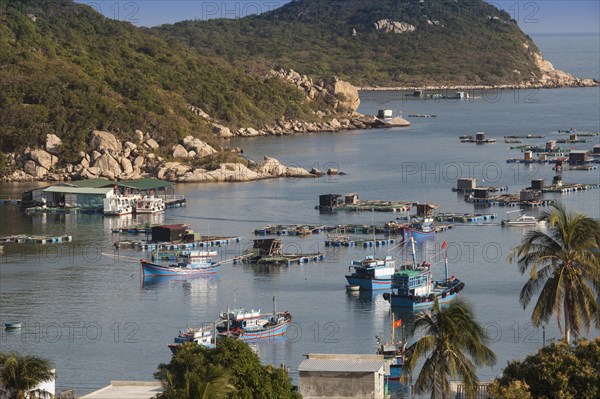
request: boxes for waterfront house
[569,150,590,165]
[298,354,386,399]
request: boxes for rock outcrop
[531,50,597,88]
[268,69,360,113]
[374,20,416,34]
[90,130,122,153]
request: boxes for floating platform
[434,213,498,223]
[459,137,497,143]
[452,186,508,193]
[556,139,592,144]
[540,183,599,193]
[0,234,73,245]
[253,224,327,236]
[113,236,241,250]
[317,200,412,213]
[111,225,160,234]
[407,114,437,118]
[242,253,325,266]
[465,195,555,207]
[324,237,397,248]
[25,207,103,214]
[569,166,598,171]
[504,135,545,139]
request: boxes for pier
[1,234,73,245]
[113,236,241,250]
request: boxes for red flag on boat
[393,319,402,329]
[441,241,447,250]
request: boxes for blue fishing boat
[217,298,291,342]
[402,218,435,241]
[168,326,216,354]
[345,255,396,291]
[384,239,464,310]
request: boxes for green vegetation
[191,152,248,171]
[404,299,496,399]
[0,0,325,160]
[488,338,600,399]
[153,0,542,87]
[509,203,600,343]
[155,338,301,399]
[0,352,54,399]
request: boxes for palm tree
[404,299,496,399]
[0,352,54,399]
[161,365,237,399]
[509,202,600,343]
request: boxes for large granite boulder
[93,153,122,177]
[29,149,58,170]
[172,144,189,158]
[90,130,122,153]
[45,134,62,155]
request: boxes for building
[21,178,183,210]
[456,178,477,191]
[43,186,115,210]
[416,203,439,217]
[319,194,342,209]
[298,354,386,399]
[80,381,162,399]
[151,224,190,242]
[569,150,590,165]
[344,193,359,205]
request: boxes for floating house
[151,224,190,242]
[22,178,185,212]
[569,150,590,165]
[298,354,386,399]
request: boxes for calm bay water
[1,33,599,395]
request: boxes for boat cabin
[392,268,431,297]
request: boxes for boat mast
[390,311,395,344]
[410,234,417,270]
[273,296,276,319]
[226,304,230,333]
[444,246,449,281]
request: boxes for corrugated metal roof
[70,178,173,190]
[70,179,112,188]
[298,359,384,373]
[43,187,113,195]
[111,178,174,190]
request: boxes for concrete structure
[80,381,162,399]
[298,354,386,399]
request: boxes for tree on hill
[509,202,600,343]
[155,338,301,399]
[488,338,600,399]
[0,352,54,399]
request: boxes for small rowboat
[5,322,22,330]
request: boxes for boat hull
[141,261,218,277]
[239,319,290,342]
[402,228,434,241]
[345,275,392,291]
[387,291,457,310]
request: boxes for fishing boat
[103,195,140,216]
[401,218,435,241]
[4,322,22,330]
[141,260,219,277]
[217,298,291,342]
[136,196,165,214]
[167,325,216,354]
[384,238,464,310]
[141,247,219,277]
[345,255,396,291]
[501,213,546,227]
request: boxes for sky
[75,1,600,34]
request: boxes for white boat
[103,195,140,216]
[135,196,165,214]
[502,214,546,226]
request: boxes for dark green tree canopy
[489,338,600,399]
[155,338,301,399]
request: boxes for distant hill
[153,0,592,88]
[0,0,326,160]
